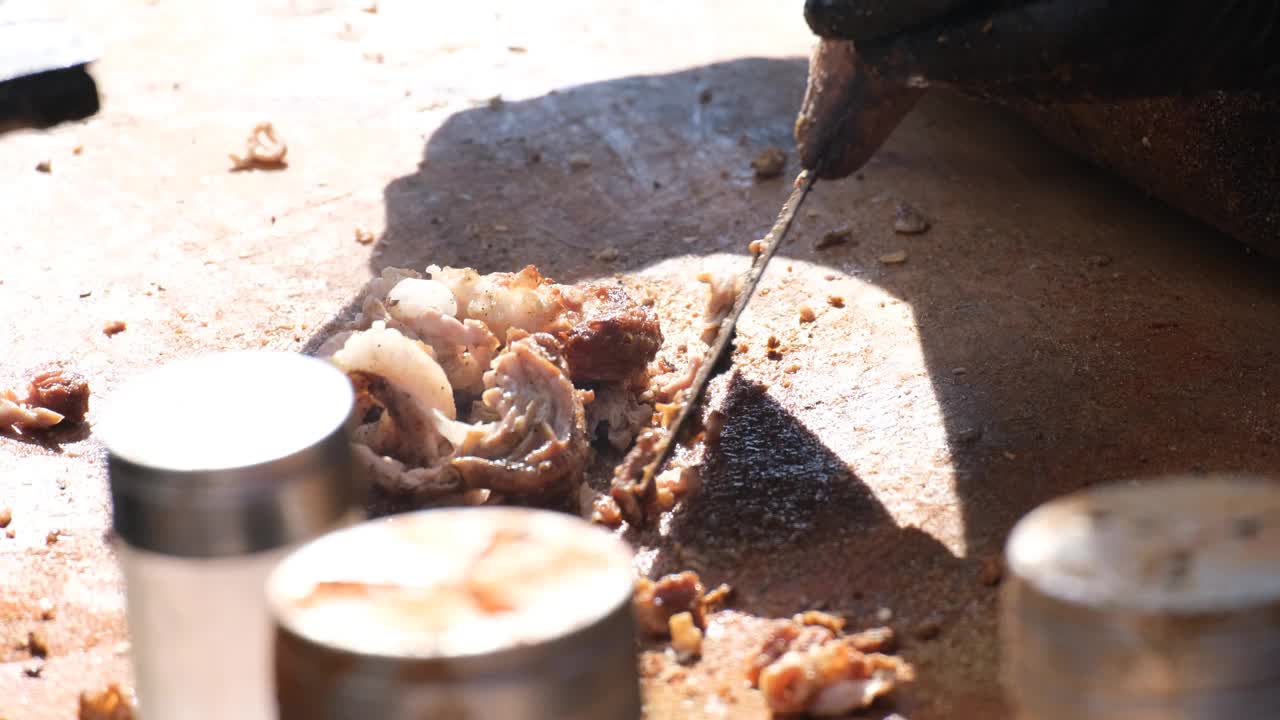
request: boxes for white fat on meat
[428,264,571,342]
[330,322,456,470]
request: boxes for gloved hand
[797,0,1280,179]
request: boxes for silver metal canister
[100,351,359,720]
[1001,474,1280,719]
[267,506,641,720]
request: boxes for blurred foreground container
[268,506,641,720]
[102,351,359,720]
[1002,474,1280,720]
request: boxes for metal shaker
[1001,474,1280,720]
[267,506,642,720]
[101,351,360,720]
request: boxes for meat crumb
[698,89,713,104]
[913,615,943,641]
[103,320,127,336]
[827,295,845,308]
[595,247,620,263]
[879,250,908,265]
[980,555,1005,586]
[45,530,61,546]
[748,617,912,716]
[893,203,931,234]
[748,239,765,255]
[27,631,48,658]
[35,160,51,173]
[785,363,801,374]
[634,572,706,636]
[37,598,56,621]
[0,507,10,528]
[23,660,43,678]
[229,122,288,171]
[766,335,780,349]
[750,147,787,180]
[2,365,90,434]
[798,305,817,323]
[354,227,376,245]
[794,611,845,633]
[568,153,592,170]
[669,612,703,662]
[816,226,853,249]
[79,684,135,720]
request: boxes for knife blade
[611,169,818,525]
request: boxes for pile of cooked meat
[320,265,663,507]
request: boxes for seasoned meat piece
[26,365,90,425]
[747,615,914,716]
[561,286,662,383]
[442,333,590,498]
[79,684,134,720]
[633,571,706,636]
[585,383,653,451]
[696,271,741,346]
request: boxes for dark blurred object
[804,0,1280,101]
[796,1,1280,258]
[0,4,100,135]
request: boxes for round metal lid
[267,506,636,661]
[1006,474,1280,613]
[1001,475,1280,716]
[101,351,355,557]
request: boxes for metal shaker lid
[101,351,355,557]
[268,507,641,720]
[1001,475,1280,718]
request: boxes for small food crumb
[0,507,11,528]
[956,427,982,444]
[507,45,527,54]
[750,147,786,180]
[875,607,894,623]
[568,153,592,170]
[980,555,1005,586]
[37,598,55,621]
[879,250,908,265]
[827,295,845,308]
[815,226,853,250]
[1087,254,1114,268]
[354,227,376,245]
[486,95,504,110]
[785,363,801,374]
[748,239,765,255]
[72,145,84,156]
[798,305,816,323]
[23,660,43,678]
[229,122,288,171]
[361,0,378,12]
[698,89,713,104]
[893,203,931,234]
[103,320,127,337]
[794,611,845,633]
[5,529,14,539]
[27,631,48,658]
[45,530,61,546]
[35,160,51,173]
[79,684,135,720]
[913,615,943,641]
[595,247,620,263]
[669,612,703,662]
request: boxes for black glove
[804,0,1280,101]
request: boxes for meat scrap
[751,147,787,180]
[79,684,135,720]
[323,265,659,505]
[633,571,733,638]
[748,616,912,717]
[229,122,288,171]
[561,285,663,383]
[1,365,90,434]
